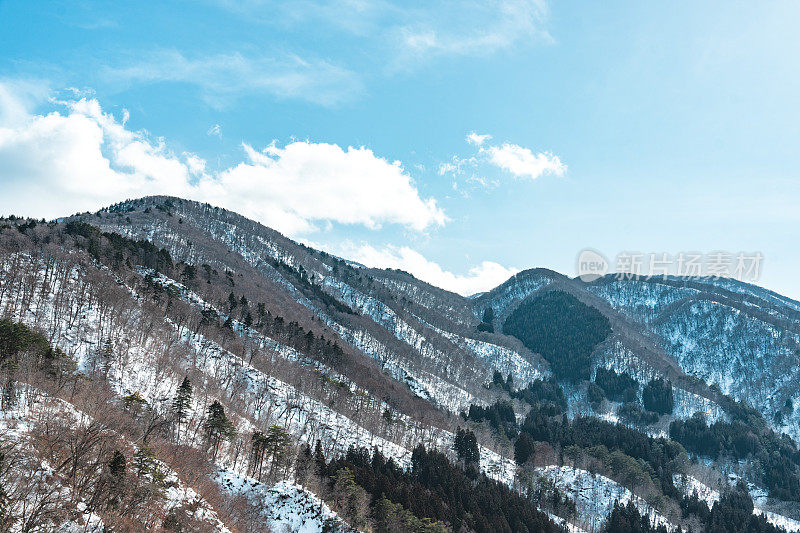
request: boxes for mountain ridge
[2,195,800,532]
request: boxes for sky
[1,0,800,298]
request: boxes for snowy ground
[216,469,348,533]
[535,465,673,531]
[673,474,800,532]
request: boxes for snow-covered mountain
[2,195,800,532]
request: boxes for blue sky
[1,0,799,297]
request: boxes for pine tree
[263,425,292,478]
[453,427,480,465]
[134,446,157,478]
[643,378,674,415]
[204,400,236,459]
[109,450,126,478]
[250,431,267,480]
[172,376,192,440]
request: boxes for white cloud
[343,243,518,296]
[104,50,363,108]
[211,1,552,71]
[485,142,566,180]
[0,78,50,127]
[207,141,447,235]
[439,133,565,189]
[466,132,491,146]
[390,0,553,68]
[0,83,445,236]
[207,124,221,137]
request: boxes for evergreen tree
[503,291,611,381]
[263,425,293,477]
[250,431,267,480]
[133,446,157,478]
[172,376,192,439]
[478,307,495,332]
[515,433,535,465]
[643,378,674,415]
[204,400,236,459]
[453,427,480,465]
[181,264,197,283]
[109,450,126,478]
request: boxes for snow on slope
[216,469,349,532]
[0,392,106,532]
[416,315,547,386]
[594,339,726,424]
[589,278,800,439]
[673,474,800,532]
[119,208,486,412]
[474,270,553,322]
[535,465,673,531]
[320,275,481,410]
[373,275,475,326]
[125,267,518,486]
[1,386,231,533]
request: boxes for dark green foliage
[180,264,197,283]
[268,258,355,314]
[514,433,535,465]
[478,307,494,333]
[524,475,578,519]
[255,311,345,368]
[250,426,293,481]
[587,382,605,409]
[453,427,480,465]
[680,490,710,522]
[204,400,236,458]
[0,319,72,410]
[109,450,127,478]
[670,412,800,500]
[595,367,639,403]
[320,446,562,533]
[372,495,448,533]
[172,377,192,435]
[696,482,783,533]
[172,376,192,420]
[520,404,685,500]
[618,403,659,425]
[642,378,673,415]
[510,378,567,412]
[603,501,669,533]
[0,318,51,361]
[618,484,783,533]
[503,291,611,381]
[466,401,517,437]
[65,221,173,272]
[489,370,515,393]
[491,370,505,388]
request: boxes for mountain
[2,195,800,532]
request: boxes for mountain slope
[2,196,800,531]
